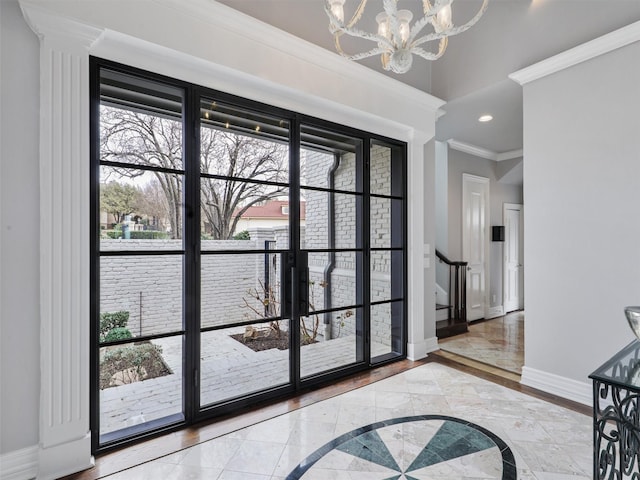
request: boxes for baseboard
[0,445,38,480]
[407,336,438,361]
[37,434,94,480]
[485,306,504,319]
[521,366,592,406]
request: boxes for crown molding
[20,0,103,51]
[152,0,445,113]
[496,149,523,162]
[510,20,640,85]
[447,139,496,160]
[447,140,523,162]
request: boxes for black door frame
[90,57,407,453]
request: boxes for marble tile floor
[439,312,525,375]
[98,361,591,480]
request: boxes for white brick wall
[100,144,399,347]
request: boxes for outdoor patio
[100,330,391,434]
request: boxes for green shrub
[102,230,122,239]
[233,230,250,240]
[99,342,170,389]
[102,327,133,343]
[130,230,169,239]
[101,230,169,240]
[99,311,130,339]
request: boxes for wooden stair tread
[436,318,468,339]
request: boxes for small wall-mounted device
[492,226,505,242]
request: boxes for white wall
[0,0,41,455]
[522,40,640,389]
[447,149,523,310]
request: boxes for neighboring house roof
[239,200,306,220]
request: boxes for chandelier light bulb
[434,4,453,32]
[329,0,345,23]
[376,12,390,38]
[397,10,413,44]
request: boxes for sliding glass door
[91,59,407,451]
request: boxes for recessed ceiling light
[478,114,493,122]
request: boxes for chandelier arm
[335,25,395,50]
[409,0,452,44]
[334,30,389,60]
[334,31,348,57]
[412,38,448,61]
[345,0,369,29]
[382,0,400,43]
[345,46,388,61]
[408,12,438,44]
[411,0,488,49]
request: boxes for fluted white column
[20,3,102,478]
[407,132,437,360]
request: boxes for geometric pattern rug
[286,415,516,479]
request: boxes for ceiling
[216,0,640,158]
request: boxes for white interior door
[503,203,524,312]
[462,174,489,321]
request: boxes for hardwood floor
[62,351,589,480]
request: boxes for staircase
[436,250,468,339]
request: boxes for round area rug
[286,415,516,480]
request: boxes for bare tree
[200,128,288,239]
[100,106,183,239]
[100,105,288,240]
[137,179,170,231]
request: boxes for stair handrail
[435,249,468,324]
[435,250,467,267]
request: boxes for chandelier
[325,0,489,73]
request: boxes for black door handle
[298,251,309,317]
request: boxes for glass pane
[370,197,403,249]
[201,253,283,329]
[370,144,392,196]
[371,301,403,359]
[200,177,289,241]
[200,99,289,182]
[307,252,359,313]
[302,190,359,249]
[100,166,184,247]
[300,147,356,192]
[200,321,290,406]
[300,125,362,193]
[100,255,183,339]
[301,307,363,378]
[371,251,392,303]
[99,335,183,436]
[371,250,403,302]
[100,99,184,170]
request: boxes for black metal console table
[590,340,640,479]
